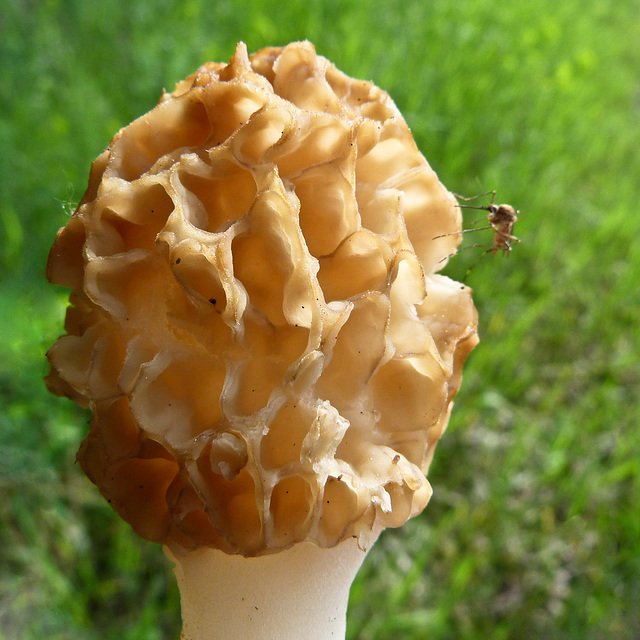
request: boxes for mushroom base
[165,529,382,640]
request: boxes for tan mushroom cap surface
[46,41,478,556]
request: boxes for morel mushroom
[46,41,478,639]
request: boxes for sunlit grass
[2,0,639,638]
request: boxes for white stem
[165,531,381,640]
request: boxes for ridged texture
[46,41,478,556]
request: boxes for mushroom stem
[165,530,381,640]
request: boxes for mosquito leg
[452,190,496,203]
[463,248,492,280]
[432,225,494,240]
[465,215,491,226]
[436,242,496,264]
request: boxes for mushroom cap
[46,41,478,556]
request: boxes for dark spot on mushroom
[176,258,181,264]
[209,298,216,304]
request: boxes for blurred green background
[1,0,639,638]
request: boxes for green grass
[2,0,639,638]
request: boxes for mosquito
[434,191,520,276]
